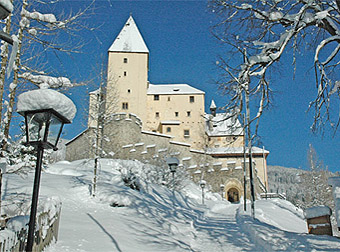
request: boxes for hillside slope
[2,160,340,251]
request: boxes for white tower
[106,16,149,122]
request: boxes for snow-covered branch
[211,0,340,134]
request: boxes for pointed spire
[108,16,149,53]
[210,100,217,117]
[210,100,216,109]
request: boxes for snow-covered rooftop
[304,206,332,219]
[160,120,180,125]
[108,16,149,53]
[207,146,269,156]
[17,87,76,123]
[205,113,243,136]
[147,84,204,95]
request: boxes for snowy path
[42,173,254,251]
[3,159,340,251]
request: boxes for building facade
[68,16,270,202]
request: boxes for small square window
[184,129,190,138]
[189,96,195,103]
[154,95,159,101]
[122,102,128,110]
[175,112,179,117]
[155,112,160,118]
[187,111,191,117]
[124,58,128,63]
[166,127,171,133]
[124,71,127,76]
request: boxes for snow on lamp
[166,157,179,174]
[17,85,76,150]
[0,0,13,19]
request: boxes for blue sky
[44,0,340,172]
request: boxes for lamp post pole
[26,144,44,252]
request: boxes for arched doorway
[224,178,242,203]
[227,188,240,203]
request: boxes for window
[128,89,131,93]
[184,129,190,138]
[154,95,159,101]
[122,102,128,110]
[166,127,171,133]
[124,58,128,63]
[175,112,179,117]
[189,96,195,103]
[168,97,171,101]
[155,112,159,118]
[187,111,191,117]
[124,71,127,76]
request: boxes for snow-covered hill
[3,159,340,251]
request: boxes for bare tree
[0,0,94,150]
[210,0,340,134]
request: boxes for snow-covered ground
[3,159,340,251]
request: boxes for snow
[160,120,181,125]
[304,206,332,219]
[210,99,216,109]
[148,84,205,95]
[2,158,340,251]
[208,146,269,155]
[329,177,340,229]
[17,87,76,123]
[1,0,13,12]
[205,113,243,136]
[21,9,57,23]
[19,73,72,88]
[108,16,149,53]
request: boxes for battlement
[106,112,143,128]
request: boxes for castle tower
[106,16,149,123]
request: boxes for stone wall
[66,113,266,199]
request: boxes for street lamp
[199,180,206,205]
[17,87,76,252]
[220,184,225,200]
[166,157,179,189]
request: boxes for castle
[66,16,269,202]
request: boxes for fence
[0,197,61,252]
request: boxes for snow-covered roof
[304,206,332,219]
[205,113,243,136]
[210,100,216,109]
[161,120,180,125]
[108,16,149,53]
[17,87,76,123]
[147,84,204,95]
[207,146,269,156]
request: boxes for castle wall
[66,129,95,161]
[66,113,268,198]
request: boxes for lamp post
[17,87,75,252]
[166,157,179,189]
[199,180,206,205]
[220,184,225,200]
